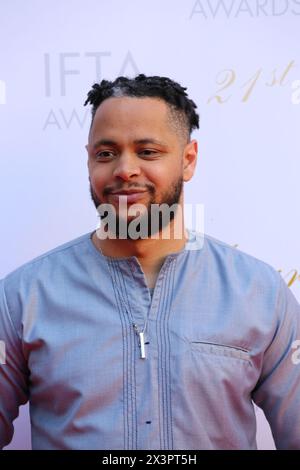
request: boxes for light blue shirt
[0,229,299,449]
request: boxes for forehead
[89,96,173,141]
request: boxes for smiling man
[85,79,198,288]
[0,74,300,450]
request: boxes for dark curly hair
[84,74,199,141]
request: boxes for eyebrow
[92,138,168,150]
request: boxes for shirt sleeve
[0,279,29,449]
[252,275,300,449]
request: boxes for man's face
[86,96,197,238]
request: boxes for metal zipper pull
[139,331,146,359]
[133,324,146,359]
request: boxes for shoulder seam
[204,233,279,272]
[5,234,90,276]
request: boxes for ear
[182,139,198,182]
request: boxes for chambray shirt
[0,229,300,450]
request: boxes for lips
[110,189,147,195]
[109,189,147,204]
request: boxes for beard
[89,176,183,240]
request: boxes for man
[0,74,299,450]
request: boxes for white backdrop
[0,0,299,450]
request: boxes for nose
[112,152,141,181]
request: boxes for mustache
[103,183,155,196]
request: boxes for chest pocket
[189,341,252,366]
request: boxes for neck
[91,209,188,288]
[92,219,188,258]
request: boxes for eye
[139,149,158,157]
[95,150,115,159]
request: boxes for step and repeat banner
[0,0,299,450]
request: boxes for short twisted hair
[84,74,199,141]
